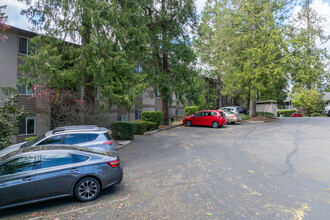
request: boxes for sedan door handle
[23,176,34,181]
[70,168,79,172]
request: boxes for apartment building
[0,26,186,143]
[0,26,50,143]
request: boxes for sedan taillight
[106,158,120,168]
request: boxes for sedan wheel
[75,177,101,202]
[185,120,192,127]
[212,121,219,128]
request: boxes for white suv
[1,125,115,156]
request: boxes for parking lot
[1,117,330,219]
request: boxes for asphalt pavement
[1,117,330,219]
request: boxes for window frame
[135,110,142,120]
[18,83,33,95]
[18,117,36,136]
[38,152,77,169]
[18,36,36,55]
[0,155,36,176]
[117,115,127,121]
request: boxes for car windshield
[21,134,46,148]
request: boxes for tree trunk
[161,97,169,125]
[217,75,222,109]
[249,93,257,117]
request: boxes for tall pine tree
[140,0,200,125]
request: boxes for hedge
[127,121,148,135]
[277,109,297,117]
[146,121,157,131]
[310,112,323,117]
[185,106,199,116]
[241,114,250,121]
[256,112,274,117]
[110,121,136,140]
[141,111,162,128]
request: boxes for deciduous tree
[291,87,324,116]
[0,5,10,41]
[0,87,26,149]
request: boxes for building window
[135,62,142,72]
[176,110,181,116]
[18,37,36,55]
[18,84,33,95]
[17,78,33,95]
[19,117,36,135]
[135,110,142,120]
[117,115,127,121]
[155,88,160,97]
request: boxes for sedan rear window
[40,153,76,169]
[71,154,89,162]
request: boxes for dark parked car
[1,125,115,157]
[0,145,123,210]
[183,110,226,128]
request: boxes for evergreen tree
[197,0,290,117]
[289,0,330,92]
[140,0,200,125]
[19,0,147,112]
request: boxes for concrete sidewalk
[115,122,183,150]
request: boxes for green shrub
[128,121,148,135]
[146,121,157,131]
[241,114,250,121]
[25,136,38,142]
[277,109,297,117]
[185,106,199,116]
[310,112,322,117]
[110,121,136,140]
[257,112,274,117]
[141,111,162,128]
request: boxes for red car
[183,110,227,128]
[290,110,303,117]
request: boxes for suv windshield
[21,135,46,148]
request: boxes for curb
[248,118,279,123]
[115,140,131,150]
[144,124,183,135]
[157,124,184,131]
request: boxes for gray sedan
[0,145,123,210]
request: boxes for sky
[2,0,330,51]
